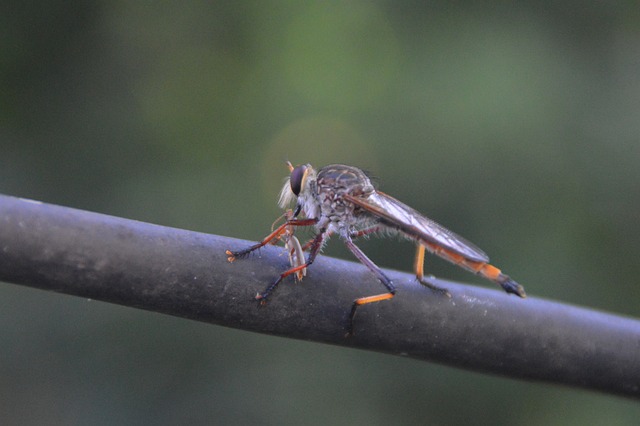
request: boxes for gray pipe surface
[0,194,638,398]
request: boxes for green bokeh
[2,1,639,425]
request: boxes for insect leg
[414,244,451,297]
[343,234,396,336]
[298,230,333,251]
[255,229,326,302]
[225,218,318,261]
[349,225,382,239]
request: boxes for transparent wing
[344,191,490,263]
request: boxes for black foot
[418,276,452,298]
[344,302,359,338]
[225,246,260,262]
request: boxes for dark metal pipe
[0,194,638,398]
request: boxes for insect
[276,208,307,282]
[226,162,526,335]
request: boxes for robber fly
[226,162,526,335]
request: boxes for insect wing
[344,191,490,263]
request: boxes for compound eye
[289,165,307,196]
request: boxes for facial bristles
[278,178,296,209]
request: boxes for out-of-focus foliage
[1,1,639,425]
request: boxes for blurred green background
[2,1,640,424]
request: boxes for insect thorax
[315,165,375,229]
